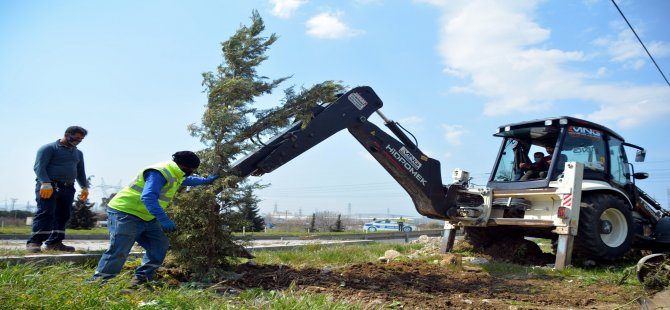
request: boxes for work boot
[129,277,148,288]
[45,242,75,252]
[26,243,42,253]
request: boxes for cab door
[556,126,608,181]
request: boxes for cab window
[608,136,630,186]
[559,126,607,174]
[492,138,519,182]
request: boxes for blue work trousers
[28,181,75,245]
[92,208,169,281]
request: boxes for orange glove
[79,188,89,201]
[40,183,54,199]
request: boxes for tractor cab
[487,116,645,192]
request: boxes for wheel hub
[600,220,613,234]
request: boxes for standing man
[28,126,89,253]
[91,151,217,287]
[397,217,405,232]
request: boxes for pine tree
[238,187,265,232]
[310,213,317,232]
[68,198,96,229]
[167,10,344,281]
[331,214,344,232]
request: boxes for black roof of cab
[493,116,624,141]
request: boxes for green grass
[0,248,107,257]
[252,243,423,268]
[0,261,367,309]
[479,256,641,287]
[0,248,28,256]
[0,242,422,309]
[0,227,109,235]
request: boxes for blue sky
[1,0,669,218]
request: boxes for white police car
[363,219,415,232]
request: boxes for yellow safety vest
[108,161,185,221]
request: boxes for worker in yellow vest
[90,151,217,287]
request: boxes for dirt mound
[160,238,642,308]
[455,238,555,266]
[221,260,639,309]
[416,235,554,266]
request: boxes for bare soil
[229,260,641,309]
[164,237,648,309]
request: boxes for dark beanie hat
[172,151,200,168]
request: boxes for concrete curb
[0,230,445,241]
[0,252,144,265]
[0,234,109,240]
[0,240,374,265]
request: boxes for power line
[611,0,670,88]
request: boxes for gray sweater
[34,140,87,188]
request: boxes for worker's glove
[159,218,176,232]
[154,213,176,232]
[39,183,54,199]
[79,188,89,201]
[206,175,219,184]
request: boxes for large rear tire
[574,194,634,261]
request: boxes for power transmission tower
[10,198,18,220]
[88,176,123,211]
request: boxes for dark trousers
[27,181,75,245]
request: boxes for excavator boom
[229,86,458,220]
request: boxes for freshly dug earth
[228,259,639,309]
[165,237,647,309]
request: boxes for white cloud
[442,124,467,145]
[421,0,670,128]
[306,12,363,39]
[398,115,424,125]
[270,0,307,19]
[594,29,670,70]
[594,29,645,69]
[648,41,670,58]
[581,84,670,128]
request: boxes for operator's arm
[182,175,218,186]
[75,150,88,189]
[540,156,552,170]
[34,144,54,183]
[141,170,176,231]
[76,150,89,200]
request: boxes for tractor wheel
[464,226,524,249]
[574,194,634,261]
[367,227,377,232]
